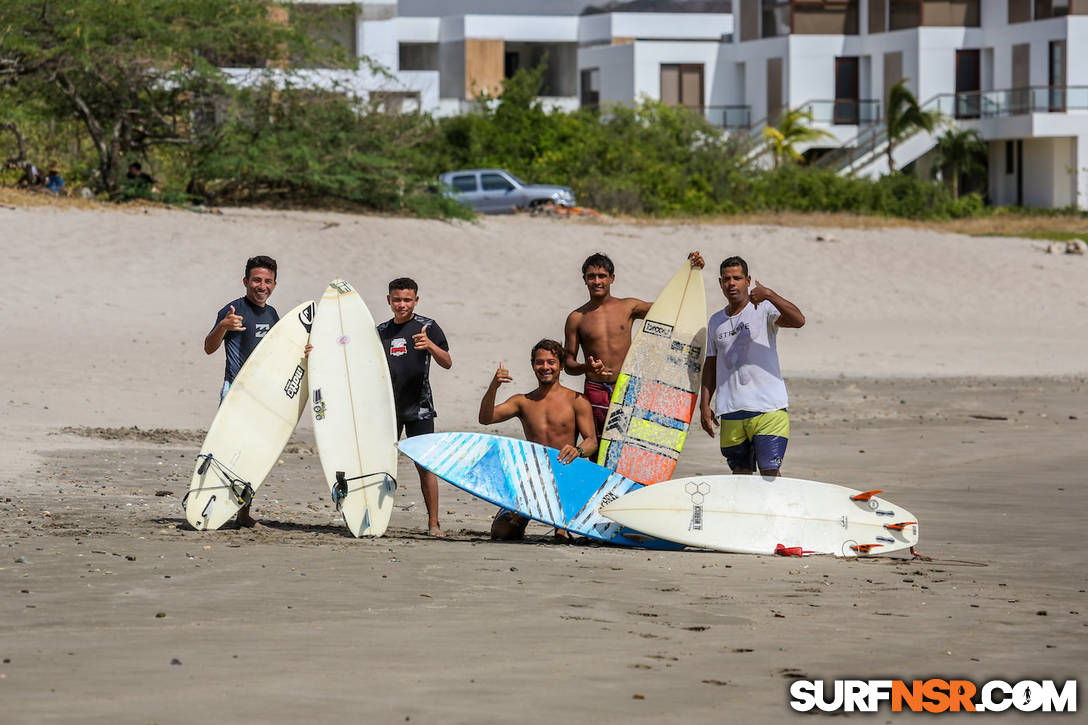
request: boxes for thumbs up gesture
[412,324,432,351]
[220,304,246,332]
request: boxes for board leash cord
[857,546,989,568]
[332,471,398,511]
[186,454,255,508]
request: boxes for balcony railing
[805,98,882,125]
[698,105,752,130]
[814,85,1088,173]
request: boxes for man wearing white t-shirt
[699,256,805,476]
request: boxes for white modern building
[723,1,1088,209]
[286,0,1087,208]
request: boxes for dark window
[1005,141,1015,175]
[1049,40,1066,111]
[889,0,922,29]
[1008,0,1032,23]
[761,0,791,38]
[834,56,860,124]
[481,173,515,192]
[399,43,438,71]
[581,68,600,109]
[504,52,520,78]
[955,49,981,119]
[451,175,477,192]
[1035,0,1071,18]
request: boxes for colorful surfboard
[597,260,706,484]
[398,432,682,549]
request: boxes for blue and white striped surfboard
[397,432,682,549]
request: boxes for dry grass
[2,186,1084,239]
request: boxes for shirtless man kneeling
[478,339,599,540]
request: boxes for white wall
[578,43,636,107]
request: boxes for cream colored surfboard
[309,279,398,537]
[597,260,706,484]
[600,475,920,557]
[185,300,315,531]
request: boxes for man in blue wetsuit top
[378,277,452,537]
[203,255,280,527]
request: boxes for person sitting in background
[126,162,156,192]
[9,159,41,188]
[43,162,68,196]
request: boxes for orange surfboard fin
[774,544,814,557]
[884,521,917,532]
[851,543,883,554]
[850,490,883,502]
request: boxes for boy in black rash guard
[203,255,279,527]
[377,277,453,537]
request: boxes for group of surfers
[203,249,805,540]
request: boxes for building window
[1009,0,1032,22]
[793,1,860,35]
[1005,141,1015,175]
[1035,0,1071,19]
[660,64,705,109]
[581,68,600,109]
[761,0,791,38]
[399,43,438,71]
[889,0,922,30]
[835,56,860,124]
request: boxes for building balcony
[700,105,753,129]
[940,86,1088,120]
[805,98,881,125]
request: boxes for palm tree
[931,127,987,200]
[885,79,942,173]
[761,108,833,168]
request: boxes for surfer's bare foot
[428,524,445,538]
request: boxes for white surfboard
[597,260,706,484]
[185,300,315,531]
[308,279,398,537]
[599,475,919,557]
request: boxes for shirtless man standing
[564,251,705,437]
[478,339,598,540]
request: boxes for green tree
[930,127,987,200]
[885,79,942,173]
[0,0,348,197]
[761,108,832,168]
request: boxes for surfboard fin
[774,544,814,557]
[850,490,883,502]
[884,521,917,532]
[850,543,883,554]
[229,481,254,507]
[196,454,213,476]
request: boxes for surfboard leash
[331,470,398,511]
[192,454,256,507]
[862,546,988,567]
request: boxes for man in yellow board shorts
[698,256,805,476]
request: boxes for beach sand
[1,205,1086,722]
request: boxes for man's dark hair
[388,277,418,294]
[245,255,278,279]
[581,252,615,277]
[720,256,749,277]
[531,339,565,362]
[129,162,142,171]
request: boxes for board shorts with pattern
[719,409,790,473]
[584,379,616,438]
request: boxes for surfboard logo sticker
[313,389,327,420]
[284,365,305,399]
[685,481,710,531]
[643,320,673,338]
[331,280,353,294]
[298,303,315,332]
[337,335,350,345]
